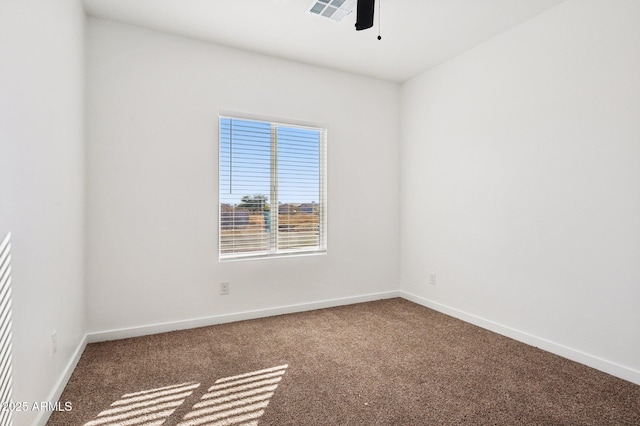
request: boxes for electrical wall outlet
[429,273,436,286]
[220,281,229,295]
[51,331,57,355]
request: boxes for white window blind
[0,233,13,426]
[219,115,327,260]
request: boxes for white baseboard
[87,290,400,343]
[400,290,640,386]
[35,334,88,426]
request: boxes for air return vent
[308,0,356,22]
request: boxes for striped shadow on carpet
[82,365,288,426]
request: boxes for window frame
[218,112,327,261]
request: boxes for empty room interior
[1,0,639,425]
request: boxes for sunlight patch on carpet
[177,364,288,426]
[82,366,287,426]
[83,382,200,426]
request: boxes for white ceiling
[82,0,566,83]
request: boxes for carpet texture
[48,298,640,425]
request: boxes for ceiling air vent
[308,0,356,22]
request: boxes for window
[219,115,327,260]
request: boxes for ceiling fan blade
[355,0,375,31]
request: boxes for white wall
[400,0,640,384]
[85,18,400,334]
[0,0,86,424]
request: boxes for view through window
[219,115,326,259]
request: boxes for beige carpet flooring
[47,298,640,425]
